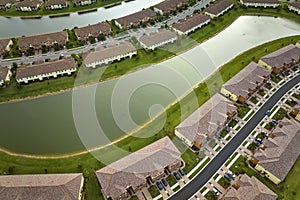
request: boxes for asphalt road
[169,74,300,200]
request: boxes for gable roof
[0,67,9,81]
[176,93,236,145]
[45,0,68,6]
[0,173,83,200]
[205,0,233,15]
[260,44,300,69]
[0,38,10,51]
[138,29,177,47]
[74,22,111,38]
[16,0,40,7]
[288,1,300,9]
[115,9,156,28]
[16,57,76,79]
[172,13,210,33]
[222,61,270,98]
[224,174,277,200]
[254,118,300,181]
[242,0,279,4]
[96,137,182,199]
[154,0,187,13]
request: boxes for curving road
[168,74,300,200]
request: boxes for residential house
[240,0,280,8]
[16,57,76,84]
[153,0,188,15]
[288,2,300,15]
[83,42,137,68]
[15,0,41,11]
[205,0,234,18]
[96,137,183,200]
[258,44,300,72]
[0,67,12,86]
[114,9,156,29]
[171,13,211,35]
[0,0,17,10]
[224,174,278,200]
[0,38,13,56]
[290,104,300,122]
[45,0,68,10]
[74,22,111,41]
[175,93,236,148]
[72,0,95,6]
[138,29,177,50]
[221,61,270,102]
[0,173,84,200]
[252,118,300,184]
[17,31,68,52]
[297,40,300,48]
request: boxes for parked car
[265,110,270,115]
[227,170,236,179]
[173,172,180,180]
[272,119,278,124]
[255,137,263,144]
[156,181,163,190]
[161,178,168,187]
[212,187,220,196]
[224,174,232,182]
[178,168,185,176]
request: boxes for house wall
[295,113,300,122]
[240,1,279,8]
[153,7,163,15]
[0,80,3,86]
[114,20,123,29]
[288,5,300,15]
[258,59,273,71]
[255,164,281,184]
[220,87,238,102]
[204,11,217,18]
[6,40,13,51]
[78,176,84,200]
[140,37,177,50]
[173,19,210,35]
[5,69,12,82]
[175,129,193,147]
[296,41,300,48]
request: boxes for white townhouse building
[288,2,300,15]
[138,29,177,50]
[205,0,234,18]
[16,57,76,84]
[83,42,137,68]
[240,0,280,8]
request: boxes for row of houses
[0,137,182,200]
[204,0,234,18]
[240,0,280,8]
[175,42,300,150]
[0,0,96,11]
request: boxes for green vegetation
[265,82,272,90]
[265,122,275,130]
[205,191,218,200]
[285,99,297,107]
[228,119,238,127]
[270,73,282,83]
[247,142,257,151]
[189,158,210,179]
[167,174,177,187]
[225,152,238,166]
[258,88,266,97]
[148,185,160,198]
[272,108,287,120]
[250,96,258,104]
[220,128,228,138]
[218,177,231,189]
[181,149,198,173]
[236,104,251,118]
[292,92,300,100]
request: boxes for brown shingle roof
[96,137,182,200]
[17,31,68,50]
[172,13,210,33]
[74,22,111,39]
[154,0,188,13]
[205,0,233,15]
[260,44,300,69]
[254,118,300,181]
[83,41,136,65]
[0,38,10,51]
[0,67,9,81]
[138,29,177,48]
[16,0,40,7]
[176,93,236,145]
[16,57,76,79]
[224,174,277,200]
[222,62,270,99]
[0,0,17,6]
[0,173,83,200]
[115,9,156,28]
[45,0,67,7]
[242,0,279,4]
[288,1,300,8]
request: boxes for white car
[212,187,220,196]
[228,170,236,179]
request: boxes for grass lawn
[292,92,300,100]
[265,82,273,90]
[181,149,199,173]
[250,96,258,104]
[272,107,287,120]
[285,99,297,107]
[218,177,231,189]
[148,185,160,198]
[166,174,177,187]
[258,88,266,97]
[236,104,251,118]
[205,191,218,200]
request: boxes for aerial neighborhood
[0,0,300,199]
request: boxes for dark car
[161,178,168,187]
[178,168,185,176]
[156,181,163,190]
[173,172,180,180]
[224,174,232,182]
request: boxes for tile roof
[0,173,83,200]
[242,0,279,4]
[260,44,300,69]
[205,0,233,15]
[154,0,188,13]
[224,174,277,200]
[96,137,182,199]
[16,57,76,79]
[83,41,136,65]
[0,38,10,51]
[0,0,17,6]
[17,31,68,50]
[222,61,270,99]
[172,13,210,33]
[45,0,68,6]
[16,0,41,7]
[176,93,236,145]
[115,9,156,28]
[74,22,111,38]
[0,66,9,81]
[138,29,177,48]
[288,1,300,9]
[253,118,300,181]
